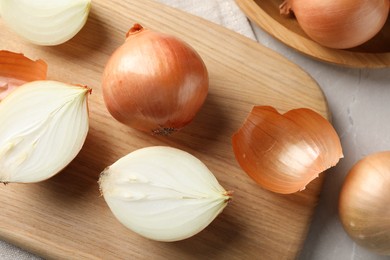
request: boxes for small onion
[280,0,389,49]
[232,106,343,194]
[339,152,390,255]
[102,24,209,135]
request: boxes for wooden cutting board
[0,1,330,259]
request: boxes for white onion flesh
[99,146,231,242]
[0,80,90,183]
[0,0,91,46]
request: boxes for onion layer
[339,152,390,255]
[232,106,343,194]
[280,0,389,49]
[102,24,209,135]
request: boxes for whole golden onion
[102,24,209,135]
[280,0,389,49]
[339,152,390,255]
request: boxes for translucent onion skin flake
[0,50,47,101]
[232,106,343,194]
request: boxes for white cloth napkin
[0,241,38,260]
[0,1,254,259]
[158,0,256,40]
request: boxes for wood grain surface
[0,0,330,259]
[236,0,390,68]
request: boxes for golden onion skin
[281,0,389,49]
[102,24,209,135]
[339,151,390,255]
[232,106,342,194]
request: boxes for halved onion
[0,80,90,183]
[0,0,92,46]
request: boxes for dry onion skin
[102,24,209,135]
[99,146,231,242]
[0,50,47,101]
[339,152,390,255]
[232,106,343,194]
[280,0,389,49]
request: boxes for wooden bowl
[236,0,390,68]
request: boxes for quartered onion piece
[0,50,47,101]
[232,106,343,194]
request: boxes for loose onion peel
[0,50,47,101]
[232,106,343,194]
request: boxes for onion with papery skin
[280,0,389,49]
[232,106,343,194]
[339,152,390,255]
[0,50,47,101]
[102,24,209,135]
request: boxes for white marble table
[1,1,390,259]
[250,18,390,260]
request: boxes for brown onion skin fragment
[0,50,47,100]
[232,106,342,194]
